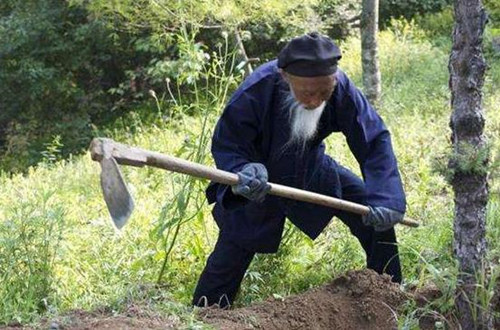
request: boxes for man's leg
[368,227,402,283]
[334,165,402,283]
[192,234,255,308]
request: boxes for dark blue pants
[192,166,402,308]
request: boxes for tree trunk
[360,0,381,105]
[449,0,490,328]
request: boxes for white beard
[286,93,326,146]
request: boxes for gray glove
[362,206,404,232]
[232,163,271,203]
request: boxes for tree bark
[449,0,490,328]
[361,0,381,105]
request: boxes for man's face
[281,71,337,110]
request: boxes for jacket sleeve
[212,94,261,173]
[207,81,268,208]
[334,71,406,213]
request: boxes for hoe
[90,138,420,229]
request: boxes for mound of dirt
[200,269,408,330]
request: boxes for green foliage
[315,0,361,40]
[485,0,500,28]
[77,0,320,31]
[148,28,247,290]
[449,143,490,181]
[0,0,465,175]
[0,188,65,324]
[414,6,454,48]
[339,22,450,118]
[0,0,126,172]
[398,250,457,329]
[380,0,452,27]
[74,0,326,66]
[0,0,333,174]
[40,136,64,164]
[432,142,492,186]
[0,12,500,330]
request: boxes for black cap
[278,32,342,77]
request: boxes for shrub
[0,1,126,172]
[0,189,65,324]
[380,0,452,27]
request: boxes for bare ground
[10,268,497,329]
[3,305,181,330]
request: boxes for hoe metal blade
[99,157,134,229]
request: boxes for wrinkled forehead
[286,72,337,92]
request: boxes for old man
[193,32,406,308]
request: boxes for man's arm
[208,73,275,208]
[211,93,261,174]
[333,71,406,214]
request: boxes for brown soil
[200,269,408,330]
[412,284,455,329]
[3,305,180,330]
[3,269,409,330]
[52,307,179,330]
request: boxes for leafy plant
[0,190,65,324]
[0,0,125,172]
[148,27,243,284]
[380,0,452,27]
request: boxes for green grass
[1,24,500,327]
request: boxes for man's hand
[232,163,271,203]
[362,206,404,232]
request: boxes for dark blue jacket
[206,60,406,252]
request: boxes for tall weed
[0,186,65,324]
[146,27,243,286]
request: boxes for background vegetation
[1,0,500,328]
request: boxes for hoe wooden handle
[90,138,420,228]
